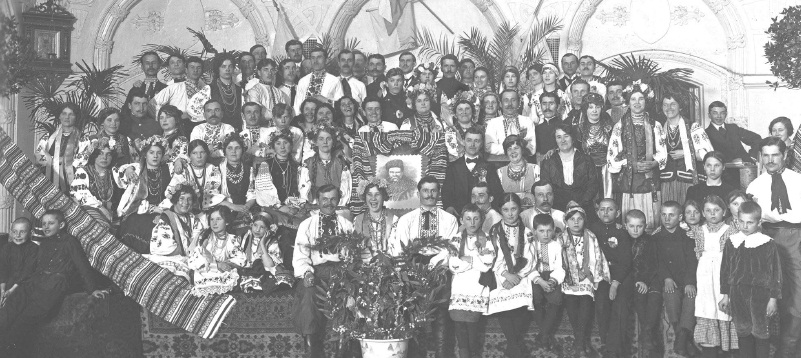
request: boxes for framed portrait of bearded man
[376,155,421,209]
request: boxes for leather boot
[673,329,688,357]
[432,306,456,358]
[779,315,801,358]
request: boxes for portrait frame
[375,155,422,209]
[34,29,61,60]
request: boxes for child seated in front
[0,218,39,309]
[530,213,564,350]
[719,201,781,358]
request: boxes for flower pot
[358,338,409,358]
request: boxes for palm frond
[415,28,460,64]
[487,21,519,88]
[63,90,101,125]
[519,15,562,65]
[131,45,201,66]
[457,28,492,69]
[187,27,217,54]
[22,73,67,123]
[68,60,126,108]
[343,37,362,51]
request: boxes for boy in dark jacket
[591,199,632,358]
[654,201,698,357]
[627,209,663,355]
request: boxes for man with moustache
[577,55,606,101]
[285,39,309,77]
[484,90,537,159]
[127,52,167,104]
[338,50,366,104]
[276,59,299,107]
[293,47,344,115]
[384,159,417,202]
[606,80,627,123]
[125,89,162,147]
[747,137,801,358]
[557,53,580,91]
[704,101,761,187]
[154,56,209,132]
[436,54,469,101]
[352,50,368,84]
[365,54,387,97]
[534,92,564,162]
[521,180,566,233]
[443,127,502,215]
[190,100,236,161]
[459,59,475,86]
[292,184,354,358]
[393,176,458,358]
[471,182,502,234]
[399,51,419,88]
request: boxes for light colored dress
[485,222,536,315]
[448,233,496,317]
[694,224,739,350]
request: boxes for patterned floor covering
[140,289,672,358]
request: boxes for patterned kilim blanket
[0,128,235,339]
[350,131,447,217]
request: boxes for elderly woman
[444,99,477,160]
[540,124,600,215]
[76,108,138,169]
[70,138,124,224]
[497,135,540,205]
[36,103,97,192]
[660,93,713,204]
[686,151,737,205]
[116,135,174,253]
[163,140,222,211]
[187,206,246,296]
[353,182,398,256]
[571,93,614,198]
[522,63,568,121]
[159,105,189,164]
[478,92,500,125]
[770,116,794,169]
[400,87,445,133]
[144,184,203,282]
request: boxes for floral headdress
[623,79,655,100]
[414,62,439,78]
[356,176,389,197]
[90,136,120,152]
[268,129,293,149]
[405,82,437,101]
[445,90,477,115]
[141,135,169,150]
[307,123,338,141]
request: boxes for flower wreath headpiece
[307,124,340,144]
[414,62,439,77]
[446,90,477,114]
[141,135,169,149]
[405,82,437,101]
[623,79,655,100]
[268,129,294,149]
[90,136,120,152]
[356,176,389,197]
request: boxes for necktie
[147,82,154,96]
[465,157,478,164]
[422,211,431,231]
[289,86,297,106]
[341,77,352,98]
[771,169,792,214]
[718,125,726,136]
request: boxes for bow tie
[465,157,479,164]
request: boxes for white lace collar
[729,231,771,248]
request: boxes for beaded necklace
[146,167,162,196]
[226,162,244,184]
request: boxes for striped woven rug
[0,127,234,339]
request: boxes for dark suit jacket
[442,157,503,213]
[381,92,413,127]
[126,80,167,102]
[365,75,387,100]
[704,123,761,163]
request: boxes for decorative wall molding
[671,6,704,25]
[597,5,629,27]
[92,0,271,68]
[133,11,164,33]
[204,10,240,31]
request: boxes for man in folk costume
[521,180,566,233]
[393,176,459,358]
[443,127,503,216]
[298,126,352,208]
[293,47,344,116]
[246,59,288,124]
[659,93,713,204]
[291,184,354,358]
[153,56,209,133]
[484,89,538,160]
[187,53,244,132]
[747,137,801,358]
[607,81,668,232]
[164,54,186,85]
[189,100,236,162]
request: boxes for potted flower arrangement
[308,233,455,358]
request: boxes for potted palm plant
[308,233,455,358]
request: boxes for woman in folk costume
[559,201,610,358]
[36,102,97,192]
[477,92,500,126]
[497,135,540,204]
[443,98,478,160]
[75,108,138,169]
[298,125,352,207]
[217,134,257,235]
[144,184,203,282]
[255,131,306,223]
[70,137,125,225]
[158,105,189,164]
[607,81,668,232]
[693,195,739,355]
[353,181,398,257]
[163,140,222,212]
[238,211,292,293]
[486,193,536,358]
[570,93,614,198]
[333,96,365,139]
[660,93,714,204]
[187,206,246,296]
[522,63,569,121]
[116,135,175,254]
[400,84,446,133]
[470,67,495,110]
[448,204,496,358]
